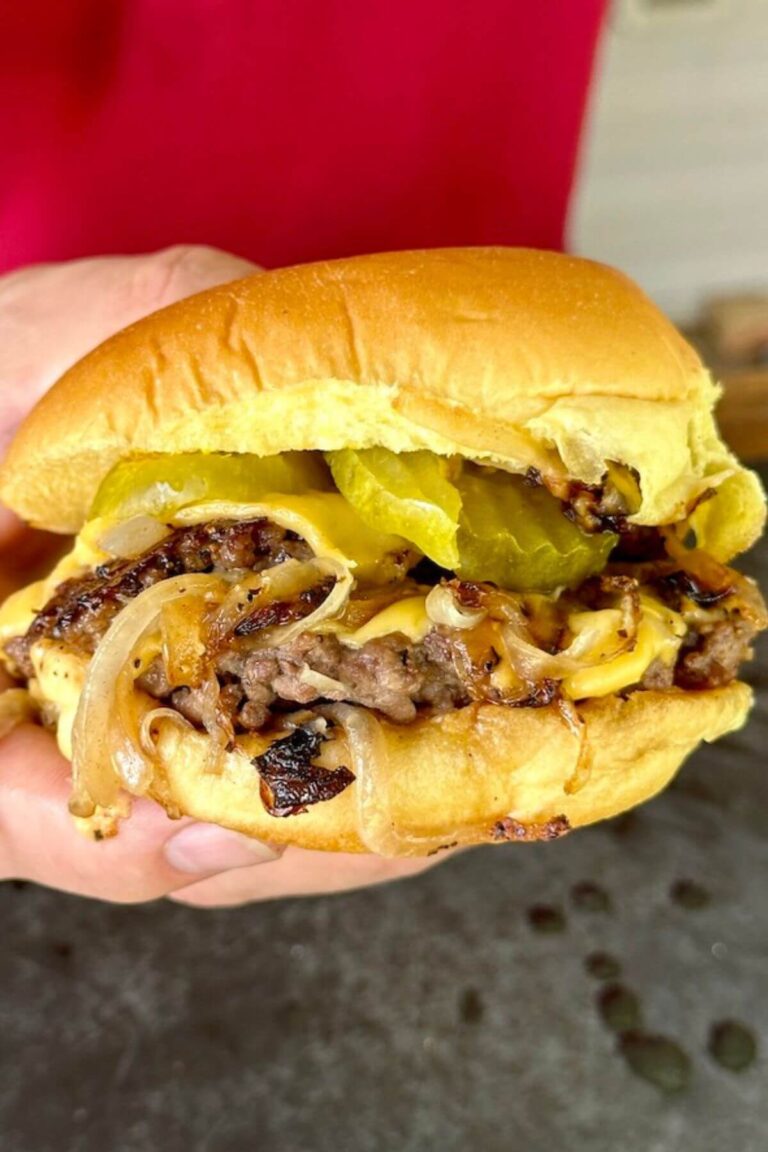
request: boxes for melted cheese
[0,525,108,647]
[489,644,524,697]
[3,494,690,725]
[174,494,408,584]
[340,596,431,648]
[29,641,88,759]
[563,598,686,700]
[0,580,49,645]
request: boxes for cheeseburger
[0,248,765,855]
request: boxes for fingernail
[165,823,283,875]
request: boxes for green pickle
[90,452,331,521]
[455,467,616,590]
[328,448,462,569]
[95,447,617,591]
[328,448,616,591]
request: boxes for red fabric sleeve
[0,1,606,271]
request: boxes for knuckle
[129,244,253,316]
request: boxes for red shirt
[0,2,606,271]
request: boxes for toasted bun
[145,684,751,853]
[2,248,763,552]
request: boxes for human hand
[0,247,440,905]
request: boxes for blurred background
[573,0,768,324]
[572,0,768,465]
[1,2,767,1150]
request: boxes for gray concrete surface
[1,485,766,1152]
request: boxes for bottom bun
[149,684,751,855]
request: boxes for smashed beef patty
[140,629,470,729]
[5,518,313,678]
[3,517,760,736]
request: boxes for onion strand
[557,698,592,795]
[70,557,355,817]
[139,707,193,757]
[71,574,230,814]
[322,703,479,857]
[425,584,487,630]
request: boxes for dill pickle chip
[456,468,617,591]
[90,452,331,521]
[328,448,616,589]
[328,448,462,569]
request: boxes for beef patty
[5,519,312,679]
[4,516,759,735]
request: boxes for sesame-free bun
[1,247,761,854]
[1,248,763,554]
[147,682,751,853]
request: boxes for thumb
[0,245,270,901]
[0,245,260,452]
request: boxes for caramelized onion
[433,581,643,706]
[70,558,353,817]
[70,575,228,816]
[261,558,351,644]
[323,703,476,857]
[601,576,642,645]
[297,665,348,698]
[206,571,272,649]
[161,594,209,688]
[425,584,487,630]
[557,698,592,795]
[139,707,193,756]
[663,530,768,628]
[98,515,172,558]
[499,582,641,685]
[196,675,235,771]
[208,558,352,649]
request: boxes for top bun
[1,248,763,549]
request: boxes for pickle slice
[328,447,616,590]
[456,468,616,591]
[90,452,331,521]
[328,448,462,569]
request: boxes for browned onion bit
[513,679,559,708]
[491,814,571,842]
[233,577,336,638]
[450,579,484,609]
[252,724,355,817]
[660,569,733,608]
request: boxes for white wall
[569,0,768,323]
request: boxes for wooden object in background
[703,294,768,366]
[685,295,768,464]
[716,371,768,464]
